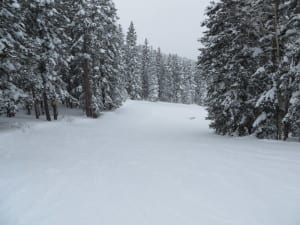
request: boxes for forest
[199,0,300,141]
[0,0,203,121]
[0,0,300,142]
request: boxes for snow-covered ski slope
[0,101,300,225]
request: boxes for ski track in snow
[0,100,300,225]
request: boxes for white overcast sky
[113,0,211,60]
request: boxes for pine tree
[253,0,300,140]
[124,22,142,100]
[200,0,266,136]
[156,48,167,101]
[171,55,183,103]
[23,0,68,121]
[113,24,127,105]
[140,39,151,99]
[181,60,196,104]
[194,67,207,106]
[162,54,175,102]
[147,49,159,102]
[0,0,27,116]
[94,0,124,111]
[281,0,300,140]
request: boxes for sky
[113,0,211,60]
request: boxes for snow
[11,2,21,9]
[290,91,300,105]
[253,112,267,128]
[0,101,300,225]
[0,41,5,53]
[250,47,263,57]
[254,66,265,75]
[256,87,276,107]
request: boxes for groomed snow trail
[0,101,300,225]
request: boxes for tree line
[124,22,204,105]
[0,0,203,121]
[199,0,300,140]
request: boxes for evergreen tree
[253,0,300,140]
[147,49,159,102]
[95,0,124,111]
[23,0,68,121]
[281,0,300,139]
[200,0,268,136]
[124,22,142,100]
[199,0,300,140]
[0,0,27,116]
[163,54,175,102]
[181,60,196,104]
[171,55,184,103]
[64,0,124,117]
[194,67,207,106]
[156,48,167,101]
[140,39,151,99]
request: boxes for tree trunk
[41,78,51,121]
[39,61,51,121]
[40,101,45,115]
[51,100,58,120]
[83,33,93,118]
[26,104,31,115]
[6,104,11,118]
[273,0,284,140]
[43,90,51,121]
[32,87,40,119]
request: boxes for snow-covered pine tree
[140,39,151,99]
[0,0,27,116]
[113,24,127,105]
[155,48,167,101]
[253,0,300,140]
[57,0,80,108]
[281,0,300,140]
[69,0,99,117]
[65,0,124,117]
[161,54,175,102]
[181,59,196,104]
[171,55,183,103]
[246,0,278,139]
[124,22,142,100]
[194,67,207,106]
[200,0,266,136]
[23,0,68,121]
[147,49,159,102]
[94,0,124,111]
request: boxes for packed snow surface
[0,101,300,225]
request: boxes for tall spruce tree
[0,0,27,117]
[141,38,151,99]
[124,22,142,100]
[23,0,68,121]
[156,48,167,101]
[281,0,300,140]
[147,49,159,102]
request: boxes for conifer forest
[199,0,300,141]
[1,1,201,120]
